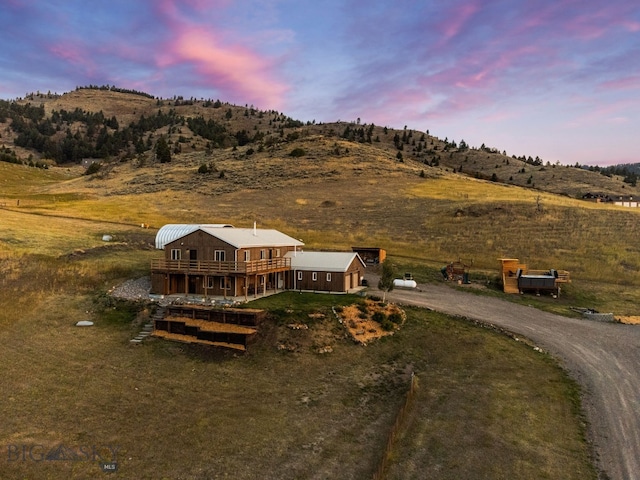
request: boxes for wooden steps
[152,305,263,351]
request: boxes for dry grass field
[0,154,605,479]
[1,89,636,478]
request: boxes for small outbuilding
[286,251,366,292]
[351,247,386,265]
[499,258,570,296]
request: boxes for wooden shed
[351,247,386,265]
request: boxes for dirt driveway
[367,274,640,480]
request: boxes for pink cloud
[621,20,640,32]
[144,0,290,107]
[48,42,86,63]
[436,1,482,45]
[564,96,640,128]
[166,27,288,108]
[48,42,97,76]
[599,76,640,91]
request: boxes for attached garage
[285,251,366,293]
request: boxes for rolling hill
[1,86,638,201]
[2,86,640,299]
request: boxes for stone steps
[130,307,164,344]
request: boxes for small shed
[351,247,386,265]
[499,258,526,294]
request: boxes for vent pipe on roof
[253,221,257,236]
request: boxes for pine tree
[155,136,171,163]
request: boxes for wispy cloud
[0,0,639,165]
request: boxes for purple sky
[1,0,639,166]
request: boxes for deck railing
[151,257,291,275]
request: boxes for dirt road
[368,276,640,480]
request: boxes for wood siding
[163,230,296,264]
[291,257,365,292]
[151,229,364,296]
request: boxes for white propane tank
[393,278,417,289]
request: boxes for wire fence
[372,372,419,480]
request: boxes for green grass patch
[246,291,363,314]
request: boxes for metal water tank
[393,278,417,289]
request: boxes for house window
[214,250,226,262]
[326,273,331,282]
[171,249,181,260]
[312,272,317,281]
[297,271,303,281]
[275,249,281,258]
[205,276,215,289]
[220,278,226,289]
[244,250,251,261]
[260,249,266,260]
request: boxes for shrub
[85,162,101,175]
[388,312,403,324]
[198,163,209,174]
[289,147,306,157]
[372,311,386,324]
[380,318,395,331]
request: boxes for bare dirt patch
[615,315,640,325]
[338,299,405,344]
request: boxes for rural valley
[2,87,640,478]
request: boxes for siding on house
[151,226,302,296]
[151,225,365,296]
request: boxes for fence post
[372,373,418,480]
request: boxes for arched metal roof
[155,224,233,249]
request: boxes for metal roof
[284,251,365,272]
[199,227,304,249]
[155,224,234,249]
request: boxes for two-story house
[151,224,304,299]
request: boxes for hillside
[0,87,631,479]
[2,88,640,295]
[1,87,638,201]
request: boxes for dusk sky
[2,1,639,166]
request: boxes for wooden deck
[168,316,257,335]
[151,258,291,275]
[152,330,247,351]
[153,305,263,351]
[500,258,570,295]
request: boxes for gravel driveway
[367,274,640,480]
